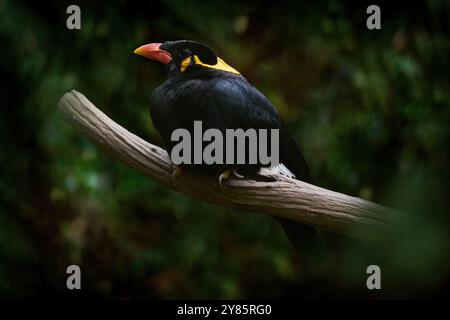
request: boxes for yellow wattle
[180,55,240,75]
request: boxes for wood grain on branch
[58,90,399,241]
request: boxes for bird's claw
[218,168,244,189]
[232,169,244,179]
[218,169,231,189]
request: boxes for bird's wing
[155,74,327,267]
[171,75,313,181]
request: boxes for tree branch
[58,90,399,241]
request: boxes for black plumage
[137,40,327,267]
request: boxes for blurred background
[0,0,449,298]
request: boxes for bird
[134,40,328,269]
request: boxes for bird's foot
[232,169,244,179]
[218,168,244,189]
[218,169,231,189]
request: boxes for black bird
[134,40,327,268]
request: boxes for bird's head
[134,40,240,76]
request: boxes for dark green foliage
[0,0,449,298]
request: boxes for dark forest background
[0,0,449,298]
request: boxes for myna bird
[134,40,327,269]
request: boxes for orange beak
[134,43,172,65]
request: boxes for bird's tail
[276,124,330,270]
[276,217,329,273]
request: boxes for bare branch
[58,90,400,241]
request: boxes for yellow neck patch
[180,55,240,75]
